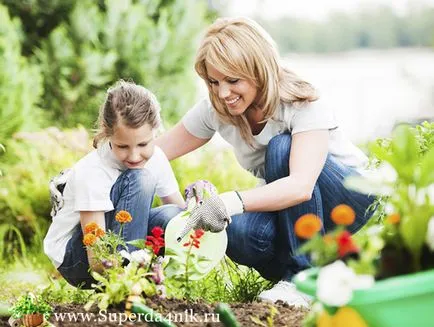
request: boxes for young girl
[44,81,184,288]
[156,17,376,307]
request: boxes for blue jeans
[226,134,376,281]
[57,169,182,289]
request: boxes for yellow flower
[386,213,400,224]
[294,214,322,239]
[317,310,332,327]
[333,307,368,327]
[318,307,368,327]
[331,204,356,226]
[84,222,99,234]
[115,210,132,224]
[83,233,97,246]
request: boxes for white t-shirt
[182,98,368,181]
[44,142,179,267]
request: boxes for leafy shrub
[0,127,90,243]
[34,0,209,127]
[1,0,77,55]
[0,4,43,143]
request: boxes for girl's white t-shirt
[44,142,179,267]
[182,98,369,180]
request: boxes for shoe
[257,280,312,308]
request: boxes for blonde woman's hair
[93,80,161,148]
[195,17,318,145]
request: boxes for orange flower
[386,213,400,224]
[331,204,356,225]
[115,210,132,224]
[95,228,106,237]
[294,214,322,239]
[84,222,99,234]
[83,233,97,246]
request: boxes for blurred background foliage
[258,6,434,53]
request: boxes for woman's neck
[245,106,266,135]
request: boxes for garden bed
[1,297,307,327]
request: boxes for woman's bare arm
[240,130,329,211]
[156,122,210,161]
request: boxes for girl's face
[205,62,257,116]
[110,122,155,169]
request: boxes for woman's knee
[265,133,292,183]
[226,213,276,266]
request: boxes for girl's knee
[149,205,182,230]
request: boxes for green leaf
[418,146,434,186]
[126,239,146,249]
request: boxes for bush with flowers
[81,202,224,311]
[82,210,168,310]
[294,123,434,327]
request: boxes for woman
[156,17,374,307]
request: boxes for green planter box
[294,268,434,327]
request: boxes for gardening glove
[176,191,245,242]
[49,168,72,217]
[184,180,218,207]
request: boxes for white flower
[426,217,434,251]
[130,249,152,265]
[119,250,130,260]
[317,261,374,307]
[119,249,152,265]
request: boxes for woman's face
[205,62,257,116]
[110,122,155,169]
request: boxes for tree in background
[2,0,211,128]
[259,5,434,54]
[0,4,43,144]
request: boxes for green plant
[0,128,88,244]
[9,293,52,319]
[346,123,434,273]
[39,278,91,305]
[84,220,168,310]
[34,0,209,127]
[0,4,43,144]
[219,258,272,303]
[164,227,211,299]
[84,261,157,311]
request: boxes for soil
[1,297,308,327]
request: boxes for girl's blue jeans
[226,133,376,281]
[57,169,182,288]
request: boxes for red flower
[336,231,359,257]
[151,226,164,238]
[146,226,165,255]
[183,229,205,249]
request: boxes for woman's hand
[184,180,217,205]
[177,191,244,241]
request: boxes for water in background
[198,48,434,148]
[285,48,434,144]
